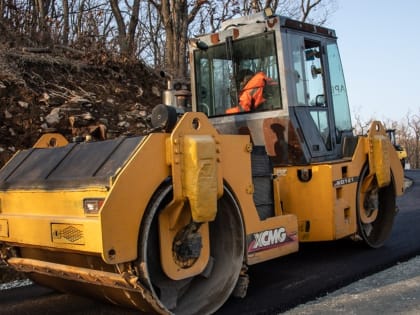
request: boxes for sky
[325,0,420,124]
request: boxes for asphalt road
[217,169,420,314]
[0,170,419,315]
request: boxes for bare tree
[301,0,321,22]
[352,109,372,135]
[109,0,141,58]
[75,0,86,38]
[34,0,52,43]
[407,112,420,169]
[273,0,337,25]
[0,0,336,74]
[0,1,5,23]
[192,0,237,34]
[149,0,335,79]
[138,2,165,67]
[61,0,69,44]
[396,120,412,167]
[149,0,208,79]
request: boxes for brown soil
[0,39,164,168]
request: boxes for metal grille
[51,224,85,245]
[251,146,275,220]
[61,226,83,242]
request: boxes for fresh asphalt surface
[0,170,419,315]
[217,169,420,314]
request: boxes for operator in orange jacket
[226,69,275,114]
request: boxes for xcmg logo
[247,227,294,253]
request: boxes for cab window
[194,32,282,116]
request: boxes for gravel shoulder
[283,256,420,315]
[0,264,27,284]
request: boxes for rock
[49,95,66,106]
[68,96,91,105]
[45,108,61,125]
[4,109,12,119]
[38,92,50,104]
[152,86,160,97]
[127,109,139,117]
[0,81,6,97]
[99,118,109,125]
[118,121,130,128]
[18,101,29,109]
[81,112,94,120]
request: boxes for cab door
[286,33,349,162]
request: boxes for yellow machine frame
[0,115,403,264]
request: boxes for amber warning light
[83,198,105,214]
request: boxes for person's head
[238,69,254,88]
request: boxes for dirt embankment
[0,41,164,168]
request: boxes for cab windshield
[194,32,282,116]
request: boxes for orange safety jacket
[226,72,275,114]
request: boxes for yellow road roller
[0,10,404,315]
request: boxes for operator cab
[190,11,354,166]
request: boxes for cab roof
[194,12,336,47]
